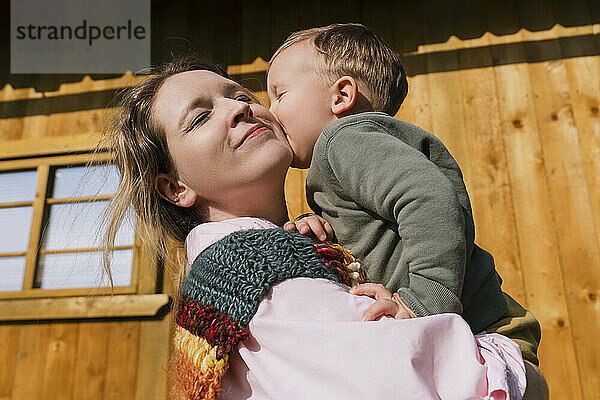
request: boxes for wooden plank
[0,202,32,209]
[162,246,182,298]
[0,326,20,400]
[150,1,190,64]
[0,152,112,171]
[455,0,525,301]
[131,231,143,294]
[0,133,103,160]
[284,168,307,220]
[215,0,243,67]
[360,0,393,45]
[420,1,472,190]
[45,195,113,204]
[189,1,217,62]
[591,0,600,51]
[295,0,328,31]
[104,322,139,399]
[18,113,48,144]
[136,231,160,295]
[0,285,136,300]
[553,0,600,269]
[0,252,26,258]
[0,120,23,141]
[135,317,171,400]
[71,322,110,400]
[518,2,600,398]
[241,0,271,64]
[0,294,170,321]
[393,1,433,132]
[299,169,311,215]
[22,164,50,290]
[324,0,361,24]
[412,21,591,54]
[396,71,433,131]
[487,2,582,397]
[140,239,179,399]
[0,73,141,101]
[42,323,78,400]
[227,57,268,76]
[11,324,50,400]
[45,110,107,139]
[39,245,133,255]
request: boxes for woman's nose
[228,100,253,127]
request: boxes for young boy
[267,23,547,395]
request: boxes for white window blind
[0,206,33,253]
[0,163,136,293]
[51,165,120,198]
[0,169,37,292]
[34,164,135,290]
[0,169,37,203]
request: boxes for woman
[103,56,526,399]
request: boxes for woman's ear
[154,173,197,208]
[330,75,358,116]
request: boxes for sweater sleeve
[318,127,466,316]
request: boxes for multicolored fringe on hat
[169,228,366,399]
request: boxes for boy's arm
[320,129,466,317]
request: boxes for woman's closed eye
[187,111,211,132]
[235,94,254,103]
[185,94,255,132]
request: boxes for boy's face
[267,44,336,169]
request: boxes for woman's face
[152,70,292,206]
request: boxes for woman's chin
[254,141,293,172]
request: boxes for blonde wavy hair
[99,56,230,279]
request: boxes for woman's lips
[237,123,269,147]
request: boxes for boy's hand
[283,214,334,242]
[349,283,417,321]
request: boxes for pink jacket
[184,217,526,400]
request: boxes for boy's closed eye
[274,91,286,101]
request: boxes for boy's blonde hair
[270,23,408,116]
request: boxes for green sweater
[306,112,507,333]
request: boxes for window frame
[0,152,169,320]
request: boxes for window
[0,153,168,320]
[0,169,36,292]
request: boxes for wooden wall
[283,2,600,398]
[1,0,599,398]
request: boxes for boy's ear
[154,173,197,208]
[330,75,358,116]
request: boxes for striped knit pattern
[316,241,368,287]
[170,228,367,399]
[173,326,229,375]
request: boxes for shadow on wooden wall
[0,0,598,94]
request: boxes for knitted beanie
[169,228,366,400]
